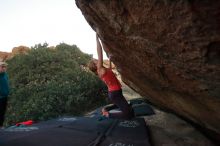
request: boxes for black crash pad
[0,116,151,146]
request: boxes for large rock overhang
[75,0,220,143]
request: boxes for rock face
[76,0,220,143]
[11,46,30,56]
[0,52,11,61]
[0,46,30,61]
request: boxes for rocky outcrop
[11,46,30,56]
[0,46,30,61]
[76,0,220,143]
[0,52,11,61]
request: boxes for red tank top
[101,69,121,91]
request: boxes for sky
[0,0,101,58]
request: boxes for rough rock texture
[11,46,30,56]
[0,46,30,61]
[0,52,11,61]
[120,71,215,145]
[75,0,220,144]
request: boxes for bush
[5,43,107,126]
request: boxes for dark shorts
[0,97,8,126]
[108,90,134,119]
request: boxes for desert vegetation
[4,43,107,126]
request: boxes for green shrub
[5,43,107,126]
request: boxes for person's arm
[109,57,112,69]
[101,41,112,69]
[96,34,106,77]
[102,42,110,55]
[96,34,103,69]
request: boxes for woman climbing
[88,33,134,120]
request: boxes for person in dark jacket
[88,33,134,120]
[0,61,9,127]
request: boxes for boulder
[76,0,220,143]
[11,46,30,56]
[0,46,30,61]
[0,52,11,61]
